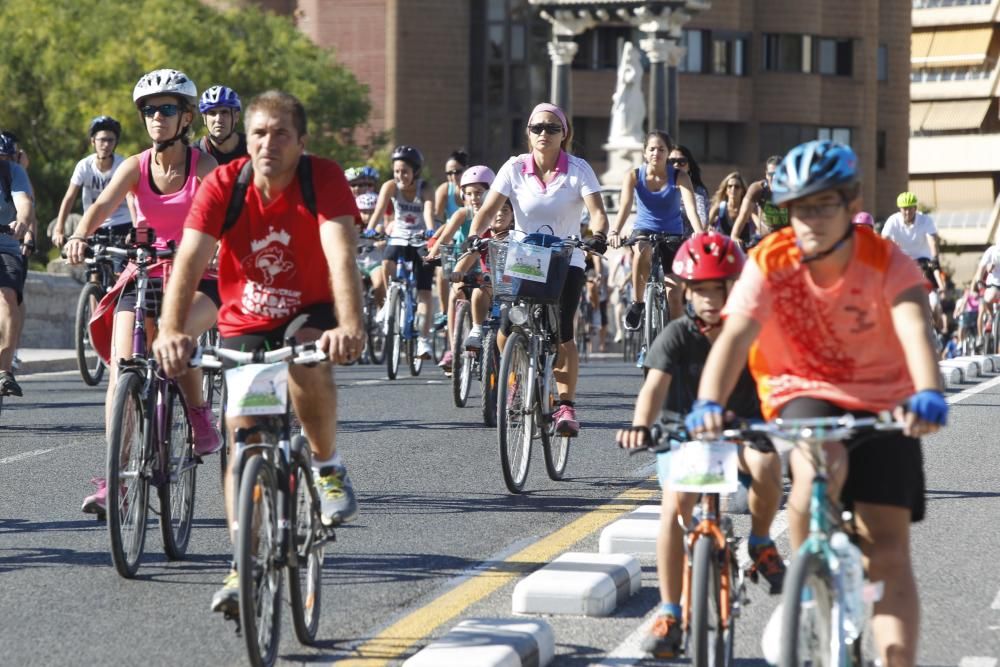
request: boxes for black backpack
[0,160,13,206]
[222,155,316,234]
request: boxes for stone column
[665,41,687,140]
[538,9,597,116]
[633,5,694,140]
[639,35,671,133]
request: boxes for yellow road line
[335,480,659,665]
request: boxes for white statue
[608,41,645,146]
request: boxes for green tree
[0,0,372,254]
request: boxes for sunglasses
[528,123,563,136]
[141,104,180,118]
[668,157,688,166]
[446,169,464,176]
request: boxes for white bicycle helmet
[133,69,198,108]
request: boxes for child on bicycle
[615,231,786,658]
[688,140,946,666]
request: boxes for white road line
[959,658,997,667]
[946,373,1000,405]
[991,588,1000,610]
[0,448,55,465]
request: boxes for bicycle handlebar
[191,342,327,369]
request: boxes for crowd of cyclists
[0,65,980,665]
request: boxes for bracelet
[67,235,88,243]
[608,229,619,235]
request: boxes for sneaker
[417,337,433,359]
[438,349,453,369]
[464,329,483,350]
[0,371,22,397]
[613,330,623,344]
[314,464,358,526]
[623,301,645,330]
[640,613,682,658]
[374,302,388,325]
[433,312,447,330]
[552,404,580,437]
[188,405,222,456]
[81,478,108,516]
[748,541,787,595]
[211,570,240,615]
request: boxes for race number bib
[224,364,289,417]
[667,440,740,493]
[504,240,551,284]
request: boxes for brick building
[236,0,909,218]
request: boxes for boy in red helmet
[615,231,786,658]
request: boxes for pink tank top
[134,147,200,249]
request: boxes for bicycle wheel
[480,328,499,427]
[158,385,197,560]
[238,454,283,667]
[289,437,323,645]
[107,371,150,579]
[219,378,229,488]
[432,319,448,364]
[366,295,386,365]
[407,306,424,376]
[497,331,532,493]
[539,364,569,481]
[75,282,106,386]
[779,552,836,667]
[643,283,664,352]
[452,301,473,407]
[385,289,401,380]
[689,535,726,667]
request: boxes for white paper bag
[224,363,289,417]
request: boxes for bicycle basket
[490,235,572,304]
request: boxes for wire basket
[488,238,573,304]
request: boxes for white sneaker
[417,337,433,359]
[374,302,388,325]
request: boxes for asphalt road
[1,357,999,666]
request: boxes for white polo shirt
[492,151,602,269]
[978,244,1000,287]
[881,211,937,260]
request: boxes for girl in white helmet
[65,69,222,518]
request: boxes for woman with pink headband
[469,101,610,437]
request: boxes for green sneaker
[210,570,240,615]
[314,464,358,526]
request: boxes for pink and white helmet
[852,211,874,227]
[460,165,495,189]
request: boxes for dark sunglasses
[446,169,464,176]
[668,157,688,166]
[141,104,180,118]
[528,123,563,136]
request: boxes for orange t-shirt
[723,226,927,419]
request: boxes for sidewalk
[16,349,79,375]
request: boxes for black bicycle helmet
[89,115,122,140]
[391,145,424,174]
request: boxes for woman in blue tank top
[433,149,468,327]
[608,130,703,331]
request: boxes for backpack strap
[0,160,12,206]
[297,155,316,218]
[222,159,254,235]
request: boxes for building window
[817,126,853,146]
[681,29,705,73]
[680,121,741,163]
[877,44,888,82]
[683,30,748,75]
[759,123,817,159]
[573,25,636,70]
[877,130,887,170]
[764,33,808,73]
[816,38,853,76]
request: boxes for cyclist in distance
[64,69,222,516]
[196,85,248,165]
[151,90,365,613]
[688,140,946,666]
[53,116,133,247]
[729,155,788,245]
[882,191,943,292]
[468,101,610,436]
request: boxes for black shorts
[115,278,221,316]
[0,249,27,304]
[384,244,435,291]
[221,303,337,352]
[629,230,684,277]
[781,398,926,522]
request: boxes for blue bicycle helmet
[359,165,379,181]
[770,140,858,206]
[0,132,16,156]
[88,115,122,140]
[199,85,242,113]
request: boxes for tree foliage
[0,0,371,229]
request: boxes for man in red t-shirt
[153,90,364,615]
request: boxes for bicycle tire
[159,384,197,560]
[497,331,532,493]
[75,282,106,386]
[452,301,473,407]
[480,328,499,427]
[539,364,569,481]
[238,454,283,667]
[366,293,386,365]
[219,379,229,488]
[288,437,323,645]
[689,534,726,667]
[778,551,837,667]
[385,289,401,380]
[432,320,448,364]
[107,371,150,579]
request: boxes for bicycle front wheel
[159,385,197,560]
[238,454,283,667]
[366,294,386,365]
[107,371,150,578]
[75,282,106,386]
[643,283,663,352]
[385,289,401,380]
[452,301,473,407]
[690,535,726,667]
[497,331,532,493]
[779,552,836,667]
[480,328,499,427]
[289,437,323,645]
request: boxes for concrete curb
[17,353,81,376]
[940,358,980,382]
[403,618,554,667]
[598,505,660,556]
[512,552,641,617]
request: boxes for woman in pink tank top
[64,69,222,518]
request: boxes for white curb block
[940,358,980,381]
[961,355,998,373]
[403,618,554,667]
[939,366,962,387]
[512,552,641,617]
[599,505,660,556]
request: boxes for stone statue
[608,41,645,146]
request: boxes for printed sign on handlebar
[224,363,289,417]
[667,440,740,493]
[503,240,551,284]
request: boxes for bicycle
[356,239,386,365]
[621,232,681,367]
[440,245,490,408]
[193,342,336,667]
[492,234,587,493]
[97,231,197,578]
[383,231,430,380]
[74,227,129,386]
[576,285,594,363]
[199,326,226,485]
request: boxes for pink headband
[528,103,568,133]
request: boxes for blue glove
[905,390,948,426]
[424,228,436,239]
[363,229,377,239]
[685,399,724,433]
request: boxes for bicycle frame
[680,492,740,633]
[391,255,420,341]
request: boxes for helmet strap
[798,223,854,264]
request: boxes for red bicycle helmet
[672,231,745,282]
